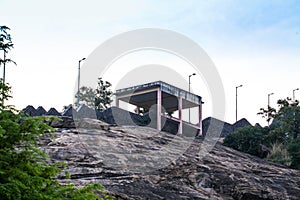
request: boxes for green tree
[95,78,113,110]
[224,97,300,169]
[75,78,113,111]
[0,26,16,83]
[287,139,300,169]
[0,81,113,199]
[75,86,96,108]
[223,126,270,157]
[267,142,291,166]
[257,105,277,125]
[275,98,300,140]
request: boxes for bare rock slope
[40,119,300,200]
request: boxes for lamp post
[268,93,274,108]
[3,51,6,84]
[188,73,196,123]
[268,92,274,126]
[293,88,299,101]
[235,84,243,122]
[77,58,86,106]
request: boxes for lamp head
[189,73,196,78]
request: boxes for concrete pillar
[136,106,140,114]
[157,88,162,131]
[178,97,183,134]
[115,97,119,107]
[198,103,203,136]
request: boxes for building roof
[115,81,203,112]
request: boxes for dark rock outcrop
[62,105,76,117]
[50,116,75,128]
[46,107,61,116]
[36,106,47,116]
[75,104,97,119]
[202,117,233,137]
[23,105,37,116]
[233,118,252,131]
[23,105,255,137]
[40,119,300,200]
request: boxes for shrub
[267,143,291,166]
[0,80,113,199]
[287,139,300,170]
[223,126,269,158]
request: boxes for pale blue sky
[1,0,300,125]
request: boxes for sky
[1,0,300,126]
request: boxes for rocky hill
[39,118,300,200]
[24,105,253,137]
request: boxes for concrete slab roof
[115,81,203,112]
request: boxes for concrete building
[115,81,203,135]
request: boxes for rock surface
[39,119,300,200]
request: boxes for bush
[223,126,269,158]
[0,81,113,199]
[267,143,291,166]
[287,139,300,170]
[224,98,300,170]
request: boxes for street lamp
[77,58,86,106]
[188,73,196,123]
[235,84,243,122]
[267,92,274,126]
[293,88,299,101]
[268,93,274,108]
[3,51,6,84]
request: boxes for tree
[75,78,113,111]
[95,78,113,110]
[224,97,300,169]
[223,126,270,157]
[287,139,300,169]
[267,142,291,166]
[0,80,113,199]
[257,106,277,125]
[0,26,16,84]
[75,86,96,108]
[275,98,300,140]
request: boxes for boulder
[39,119,300,199]
[22,105,37,116]
[74,104,97,119]
[202,117,233,137]
[62,105,76,117]
[46,107,61,116]
[233,118,252,131]
[36,106,47,116]
[50,116,75,128]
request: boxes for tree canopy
[75,78,113,110]
[0,26,16,83]
[0,26,113,199]
[224,98,300,169]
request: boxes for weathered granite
[36,106,47,116]
[38,119,300,199]
[233,118,252,131]
[46,107,61,116]
[61,105,76,117]
[22,105,37,116]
